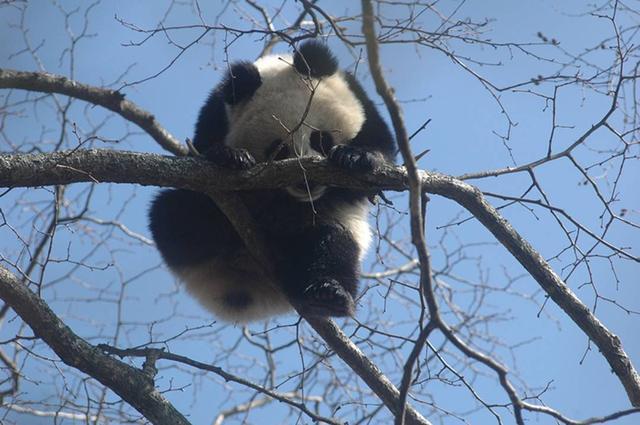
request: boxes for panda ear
[222,61,262,105]
[293,40,338,78]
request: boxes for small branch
[0,347,19,401]
[212,392,325,425]
[305,317,431,425]
[0,266,190,425]
[522,402,640,425]
[0,68,186,155]
[360,2,437,423]
[1,405,99,422]
[98,345,341,425]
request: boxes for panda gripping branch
[148,41,396,322]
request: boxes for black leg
[148,189,242,269]
[276,225,361,317]
[150,192,363,318]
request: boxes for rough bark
[1,148,638,407]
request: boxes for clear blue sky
[1,1,638,424]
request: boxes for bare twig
[0,266,191,425]
[361,2,437,423]
[98,344,342,425]
[0,68,186,155]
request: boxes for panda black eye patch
[310,131,334,156]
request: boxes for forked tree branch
[357,1,639,420]
[0,148,638,410]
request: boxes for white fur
[332,200,373,261]
[225,54,365,161]
[174,256,292,323]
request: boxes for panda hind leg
[278,225,360,318]
[301,277,355,317]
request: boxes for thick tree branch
[0,266,190,425]
[1,148,637,407]
[0,149,415,191]
[0,68,187,156]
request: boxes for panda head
[220,41,366,202]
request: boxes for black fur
[223,62,262,105]
[310,131,334,156]
[277,223,360,317]
[192,89,227,155]
[204,144,256,169]
[329,145,385,171]
[302,278,355,317]
[148,42,395,320]
[148,189,242,268]
[342,72,396,161]
[293,40,338,78]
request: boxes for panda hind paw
[328,145,384,172]
[299,278,355,318]
[204,145,256,169]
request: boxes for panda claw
[329,145,382,172]
[204,144,256,169]
[299,278,355,318]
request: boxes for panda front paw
[299,278,355,318]
[328,145,384,172]
[204,144,256,169]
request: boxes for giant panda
[148,41,395,322]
